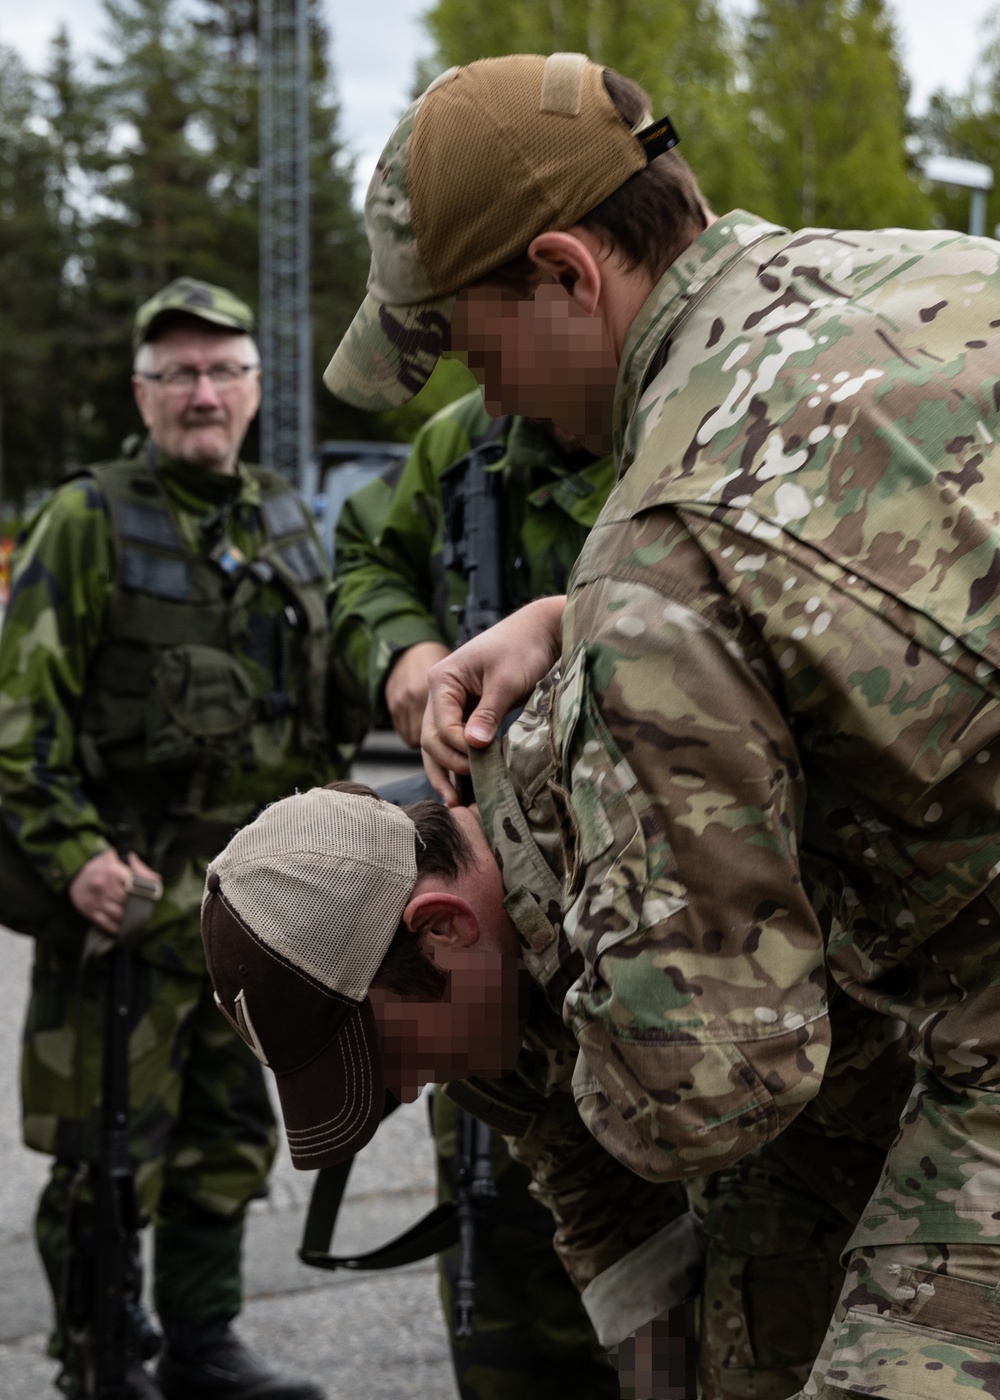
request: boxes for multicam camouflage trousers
[22,942,277,1361]
[432,1090,620,1400]
[797,1241,1000,1399]
[697,1145,862,1400]
[435,1093,870,1400]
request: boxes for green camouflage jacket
[484,213,1000,1257]
[332,390,615,723]
[0,443,342,972]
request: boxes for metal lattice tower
[259,0,311,485]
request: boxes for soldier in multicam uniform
[333,372,890,1399]
[0,278,335,1400]
[317,53,1000,1400]
[333,388,620,1399]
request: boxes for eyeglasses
[138,363,259,394]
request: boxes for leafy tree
[744,0,932,230]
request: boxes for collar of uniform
[613,211,786,473]
[526,453,616,528]
[501,415,585,476]
[150,440,263,511]
[469,742,563,942]
[502,416,615,526]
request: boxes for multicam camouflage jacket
[463,741,700,1349]
[483,212,1000,1257]
[0,443,343,972]
[332,390,615,722]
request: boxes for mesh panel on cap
[209,789,417,1003]
[411,55,647,294]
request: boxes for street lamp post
[922,154,994,237]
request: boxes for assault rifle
[65,838,161,1397]
[440,420,509,1335]
[441,424,508,647]
[299,419,510,1336]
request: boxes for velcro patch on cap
[540,52,587,116]
[426,65,460,96]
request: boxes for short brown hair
[325,782,471,1000]
[481,68,709,295]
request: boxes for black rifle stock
[66,838,161,1397]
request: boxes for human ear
[527,230,602,315]
[247,366,263,416]
[132,376,154,429]
[403,890,480,949]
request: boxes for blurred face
[449,280,618,454]
[132,322,261,473]
[371,946,525,1102]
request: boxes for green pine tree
[0,45,67,506]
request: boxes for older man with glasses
[0,278,337,1400]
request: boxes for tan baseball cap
[201,787,418,1168]
[324,53,677,411]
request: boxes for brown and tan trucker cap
[201,787,418,1169]
[325,52,676,412]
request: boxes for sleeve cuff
[50,830,112,892]
[580,1210,705,1347]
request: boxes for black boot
[156,1319,324,1400]
[58,1361,164,1399]
[124,1363,167,1399]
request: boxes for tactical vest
[75,458,331,862]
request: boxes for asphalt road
[0,735,461,1399]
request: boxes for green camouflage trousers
[797,1241,1000,1399]
[23,941,276,1355]
[431,1091,619,1400]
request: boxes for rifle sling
[299,1156,459,1272]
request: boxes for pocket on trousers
[824,1274,1000,1400]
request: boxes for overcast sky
[2,0,998,206]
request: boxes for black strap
[299,1157,459,1272]
[298,1093,461,1273]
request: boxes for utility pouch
[145,644,256,769]
[0,816,88,947]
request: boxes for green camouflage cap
[324,53,656,412]
[133,276,256,349]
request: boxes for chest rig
[76,458,330,858]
